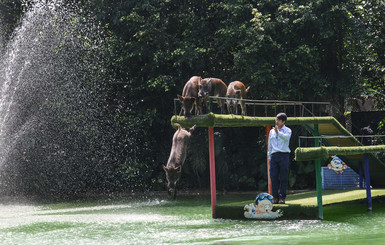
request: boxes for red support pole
[208,127,216,218]
[266,125,272,195]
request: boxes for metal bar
[207,96,331,105]
[299,135,385,139]
[274,102,277,115]
[301,105,305,117]
[208,127,217,218]
[209,98,212,113]
[302,106,315,117]
[314,124,323,219]
[298,135,301,148]
[293,104,296,117]
[364,153,372,211]
[359,162,363,189]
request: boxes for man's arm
[278,127,292,142]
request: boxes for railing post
[209,98,212,113]
[329,104,333,116]
[314,124,323,219]
[312,104,314,116]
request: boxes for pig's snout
[168,188,176,199]
[198,90,206,98]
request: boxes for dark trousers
[270,153,290,199]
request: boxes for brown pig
[163,123,196,199]
[178,76,202,117]
[198,78,227,114]
[226,81,250,116]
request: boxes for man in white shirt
[268,113,292,204]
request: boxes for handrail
[298,135,385,147]
[174,96,332,117]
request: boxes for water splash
[0,0,141,196]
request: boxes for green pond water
[1,193,384,245]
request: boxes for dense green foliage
[1,0,385,195]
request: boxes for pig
[178,76,202,117]
[198,78,227,114]
[226,81,250,116]
[163,123,196,198]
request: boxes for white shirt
[268,125,292,160]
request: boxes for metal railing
[298,135,385,148]
[174,96,333,117]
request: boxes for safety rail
[298,135,385,148]
[174,96,333,117]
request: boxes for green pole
[314,124,323,219]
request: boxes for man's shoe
[278,198,285,204]
[273,197,279,204]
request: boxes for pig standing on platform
[178,76,202,117]
[226,81,250,116]
[198,78,227,114]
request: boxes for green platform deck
[215,189,385,220]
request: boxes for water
[0,0,143,195]
[0,194,385,245]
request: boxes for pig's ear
[163,165,168,171]
[178,95,184,102]
[189,125,196,133]
[175,166,181,172]
[246,86,250,93]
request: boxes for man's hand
[274,124,278,134]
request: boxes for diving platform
[171,111,385,219]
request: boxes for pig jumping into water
[163,123,196,199]
[198,78,227,114]
[178,76,202,117]
[226,81,250,116]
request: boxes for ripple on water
[2,201,385,245]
